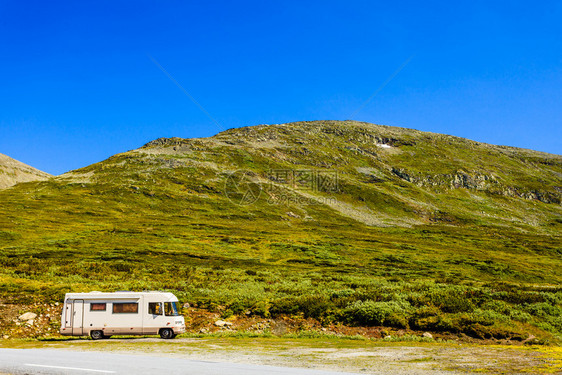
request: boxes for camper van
[60,291,186,339]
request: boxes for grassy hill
[0,153,52,189]
[0,120,561,342]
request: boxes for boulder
[18,312,37,321]
[422,332,433,339]
[214,320,227,327]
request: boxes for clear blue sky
[1,1,561,175]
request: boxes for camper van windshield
[164,302,180,316]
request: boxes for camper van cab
[60,291,186,339]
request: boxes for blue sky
[1,1,561,175]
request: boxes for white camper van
[60,291,186,339]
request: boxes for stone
[26,319,34,326]
[422,332,433,339]
[18,312,37,321]
[214,320,227,327]
[199,328,209,334]
[182,302,190,309]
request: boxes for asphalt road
[0,349,359,375]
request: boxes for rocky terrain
[0,153,51,189]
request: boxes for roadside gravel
[3,337,560,374]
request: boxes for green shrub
[270,295,335,320]
[480,300,510,314]
[426,288,476,313]
[465,309,509,326]
[0,230,21,241]
[509,309,533,323]
[497,290,546,305]
[409,305,443,330]
[525,302,561,319]
[343,300,411,328]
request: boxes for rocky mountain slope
[61,120,562,229]
[0,120,561,341]
[0,153,51,189]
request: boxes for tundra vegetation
[0,121,560,343]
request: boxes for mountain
[0,153,52,189]
[62,120,562,227]
[0,120,561,341]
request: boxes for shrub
[409,305,443,330]
[525,302,561,319]
[480,300,510,314]
[509,309,533,323]
[466,309,509,326]
[497,290,546,305]
[343,300,411,328]
[270,295,335,320]
[427,288,476,313]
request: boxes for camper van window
[112,302,138,314]
[164,302,180,316]
[148,302,162,315]
[90,303,106,311]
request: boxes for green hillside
[1,120,561,341]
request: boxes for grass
[0,120,560,342]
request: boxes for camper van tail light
[166,322,170,325]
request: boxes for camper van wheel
[90,330,104,340]
[159,328,174,339]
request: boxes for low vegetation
[0,121,560,343]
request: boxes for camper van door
[143,301,164,334]
[72,299,84,336]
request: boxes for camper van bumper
[174,325,186,334]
